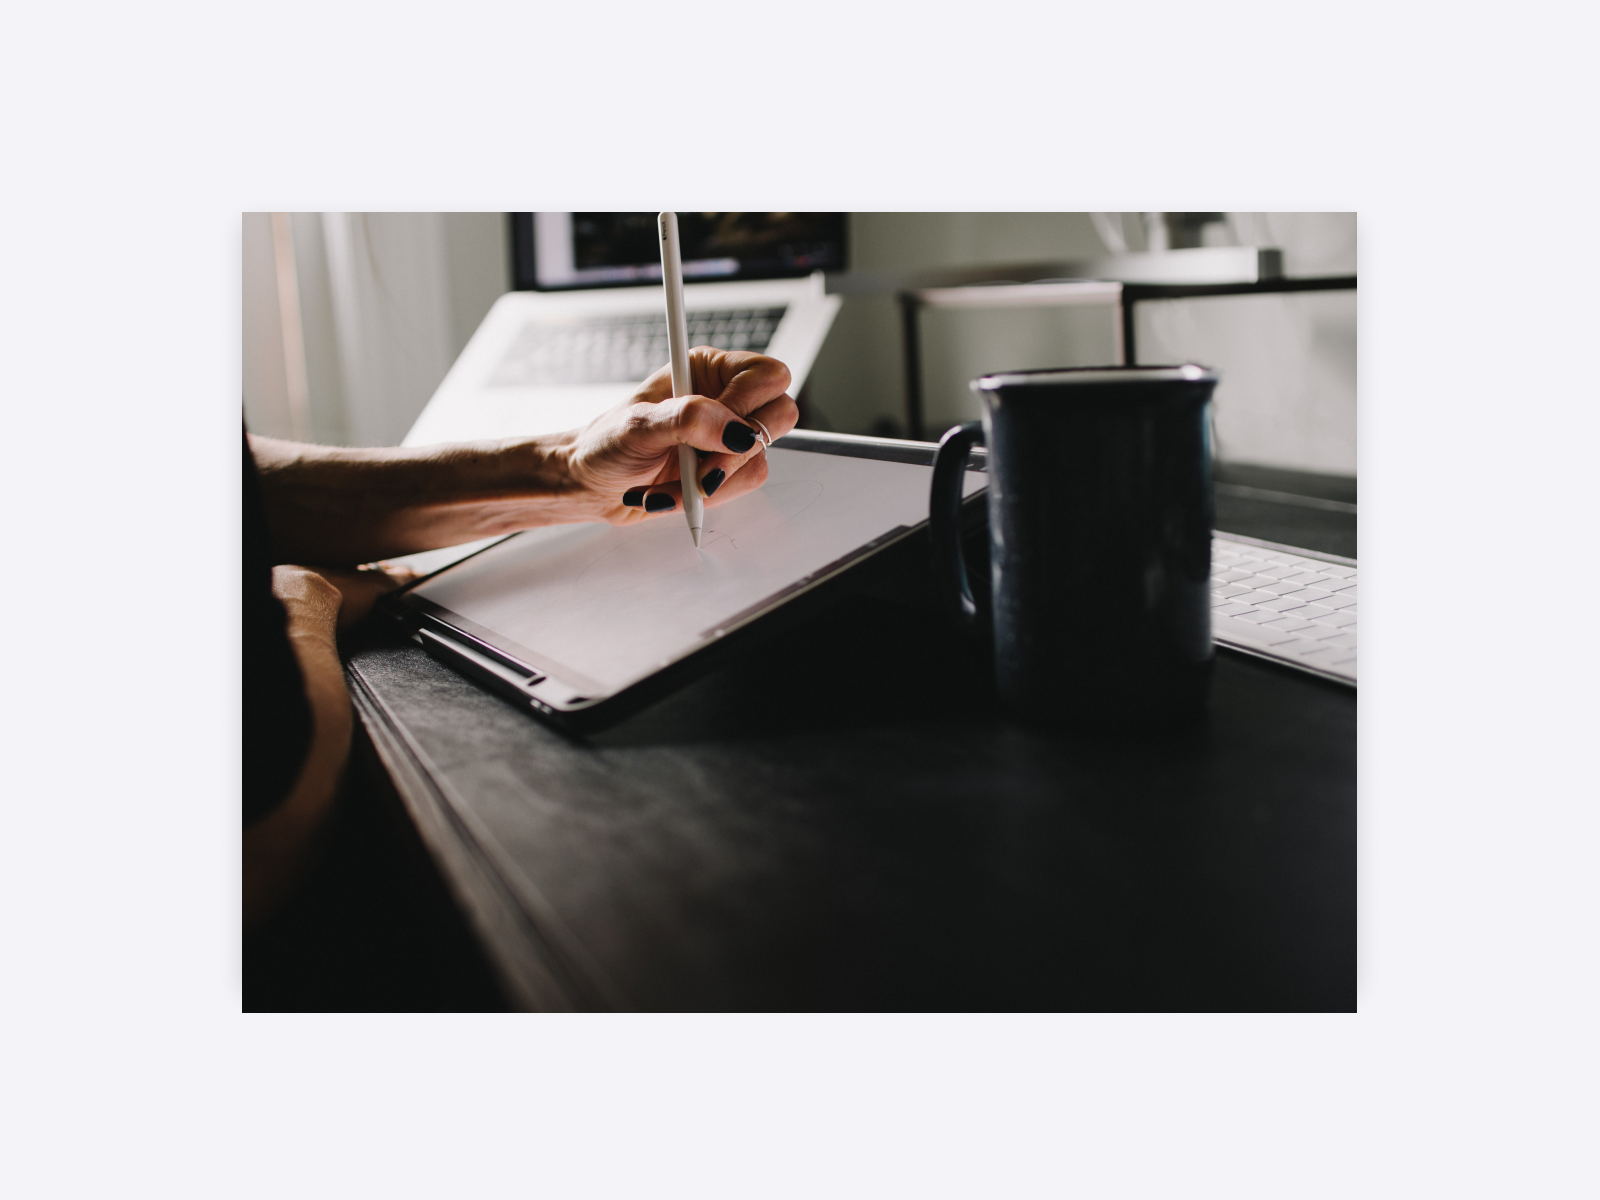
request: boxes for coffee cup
[929,364,1220,729]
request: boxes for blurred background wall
[242,213,507,446]
[243,213,1355,475]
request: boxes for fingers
[699,444,770,507]
[690,348,792,419]
[615,452,773,521]
[628,361,675,405]
[315,565,410,633]
[620,482,682,515]
[688,389,799,502]
[622,391,774,461]
[608,385,797,511]
[594,348,796,519]
[628,348,791,419]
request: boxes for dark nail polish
[645,492,676,513]
[722,421,756,453]
[622,488,645,507]
[700,467,725,497]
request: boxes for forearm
[249,349,799,564]
[249,433,589,564]
[242,570,353,929]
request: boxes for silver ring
[749,418,773,450]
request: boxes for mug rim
[972,364,1218,391]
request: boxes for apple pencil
[658,211,702,548]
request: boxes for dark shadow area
[243,726,511,1012]
[1214,462,1357,560]
[1215,496,1356,560]
[1215,461,1356,505]
[258,474,1355,1012]
[580,592,1354,1010]
[590,592,996,749]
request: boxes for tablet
[383,434,987,732]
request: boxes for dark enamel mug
[929,364,1220,729]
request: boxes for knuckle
[621,408,656,439]
[679,395,718,425]
[752,355,791,390]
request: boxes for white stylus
[658,211,702,548]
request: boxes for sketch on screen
[411,450,984,696]
[574,479,823,593]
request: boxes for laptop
[402,212,845,447]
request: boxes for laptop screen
[510,212,847,291]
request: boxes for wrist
[414,432,592,532]
[497,431,580,499]
[272,566,342,645]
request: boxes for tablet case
[378,431,987,735]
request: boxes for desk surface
[341,471,1355,1011]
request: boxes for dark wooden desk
[336,472,1355,1011]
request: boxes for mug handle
[929,421,985,629]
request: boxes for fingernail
[645,492,676,513]
[700,468,725,497]
[722,421,756,453]
[622,489,645,507]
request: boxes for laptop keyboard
[490,306,787,388]
[1211,535,1357,684]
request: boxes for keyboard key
[1213,614,1300,646]
[489,307,787,386]
[1235,608,1283,624]
[1262,617,1319,632]
[1254,628,1306,646]
[1277,639,1326,657]
[1211,538,1358,684]
[1274,637,1334,656]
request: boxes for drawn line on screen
[573,479,824,592]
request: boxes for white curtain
[242,213,507,447]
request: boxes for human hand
[561,347,798,524]
[247,348,798,562]
[272,563,415,636]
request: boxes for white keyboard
[1211,534,1357,685]
[489,306,785,388]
